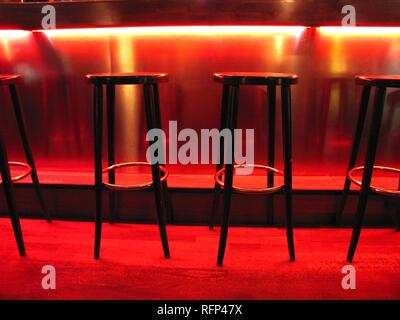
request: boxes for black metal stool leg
[0,131,25,256]
[397,178,400,231]
[267,85,276,225]
[9,84,51,223]
[217,84,239,266]
[106,83,116,224]
[144,84,170,258]
[210,84,230,230]
[336,86,371,224]
[94,84,103,260]
[151,83,174,225]
[281,85,295,261]
[347,87,386,263]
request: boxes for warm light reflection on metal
[0,30,30,60]
[273,35,285,63]
[330,83,340,123]
[1,26,398,176]
[36,26,307,38]
[0,30,30,38]
[330,39,347,74]
[112,37,140,162]
[1,39,11,60]
[318,27,400,37]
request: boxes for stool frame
[336,76,400,262]
[209,73,297,266]
[88,74,172,260]
[0,75,51,256]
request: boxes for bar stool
[336,75,400,262]
[210,72,297,266]
[86,72,172,260]
[0,74,51,256]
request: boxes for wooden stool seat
[214,72,298,86]
[356,75,400,87]
[0,74,21,85]
[86,72,168,85]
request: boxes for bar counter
[1,0,400,29]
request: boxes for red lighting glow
[0,30,30,39]
[3,27,400,39]
[35,26,307,38]
[318,26,400,37]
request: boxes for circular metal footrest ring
[215,164,284,194]
[0,162,32,183]
[102,161,168,191]
[348,165,400,197]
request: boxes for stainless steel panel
[0,26,399,179]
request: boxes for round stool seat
[214,72,298,85]
[0,75,21,85]
[86,72,168,85]
[356,75,400,88]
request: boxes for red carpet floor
[0,218,399,300]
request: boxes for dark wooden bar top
[0,0,400,30]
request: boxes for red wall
[0,27,399,181]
